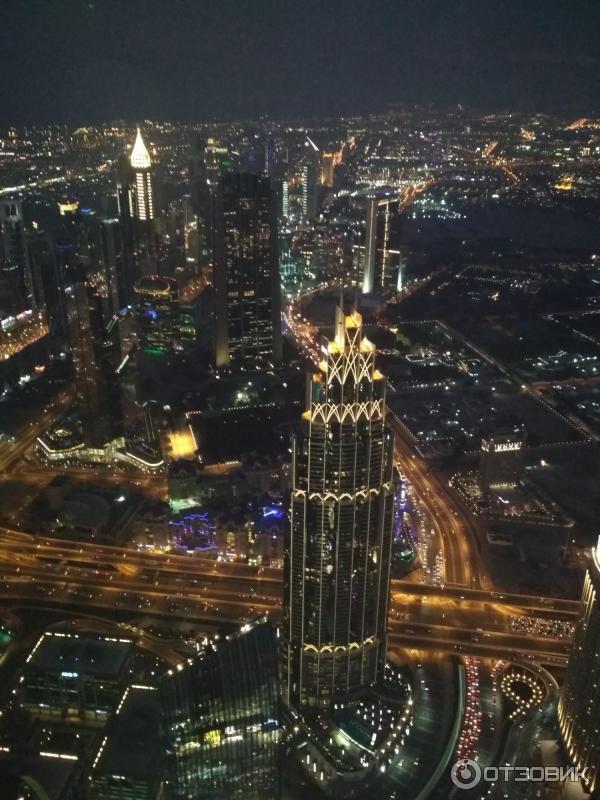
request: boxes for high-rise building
[116,152,135,222]
[558,541,600,796]
[116,128,160,279]
[264,135,277,178]
[281,179,289,220]
[130,127,155,222]
[191,137,229,283]
[133,274,180,353]
[282,306,396,709]
[50,237,78,340]
[361,196,399,295]
[57,199,102,273]
[320,150,342,187]
[161,617,281,800]
[100,217,132,313]
[397,250,406,292]
[479,430,524,493]
[301,157,319,221]
[25,225,53,315]
[212,172,282,369]
[0,198,35,312]
[205,137,229,180]
[68,280,122,449]
[190,134,208,214]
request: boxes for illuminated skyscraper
[320,150,341,187]
[100,217,131,313]
[301,136,320,221]
[25,225,53,315]
[212,172,282,369]
[0,198,35,312]
[116,128,160,279]
[558,542,600,796]
[282,306,396,708]
[301,158,319,221]
[264,135,277,178]
[130,127,155,222]
[68,280,122,450]
[361,196,399,295]
[281,179,289,220]
[191,137,230,284]
[161,617,281,800]
[205,137,229,180]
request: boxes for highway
[0,527,577,666]
[0,577,571,667]
[0,527,581,611]
[389,412,486,589]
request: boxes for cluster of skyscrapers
[4,116,600,800]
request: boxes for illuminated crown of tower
[130,127,152,170]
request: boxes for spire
[131,127,151,170]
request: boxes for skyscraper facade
[558,542,600,796]
[301,158,319,221]
[68,280,122,449]
[0,198,35,313]
[116,128,160,280]
[161,617,281,800]
[281,179,289,221]
[320,150,341,187]
[100,217,131,313]
[130,128,155,222]
[25,225,52,315]
[282,307,396,709]
[133,275,180,353]
[212,172,282,369]
[361,196,398,295]
[191,137,227,284]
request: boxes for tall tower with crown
[130,127,155,223]
[282,304,396,709]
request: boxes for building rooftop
[26,632,132,679]
[93,685,161,781]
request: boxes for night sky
[1,0,600,124]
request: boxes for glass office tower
[361,196,399,295]
[68,280,123,449]
[212,172,282,370]
[161,617,280,800]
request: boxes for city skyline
[1,6,600,797]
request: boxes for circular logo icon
[451,758,482,790]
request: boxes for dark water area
[403,205,600,255]
[464,206,600,249]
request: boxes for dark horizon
[3,102,599,131]
[1,0,600,126]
